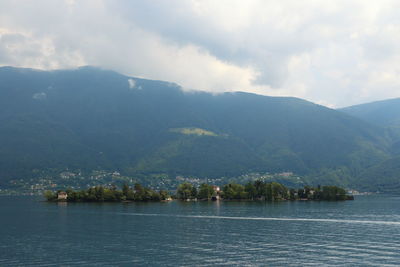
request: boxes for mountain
[0,66,392,189]
[341,98,400,156]
[340,99,400,191]
[356,156,400,193]
[340,98,400,128]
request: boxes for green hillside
[0,66,393,190]
[340,99,400,190]
[356,156,400,193]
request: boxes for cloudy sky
[1,0,400,107]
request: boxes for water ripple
[117,212,400,226]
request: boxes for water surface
[1,195,400,266]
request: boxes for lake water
[1,195,400,266]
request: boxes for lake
[1,195,400,266]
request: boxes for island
[44,183,171,202]
[44,180,353,202]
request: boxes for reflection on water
[57,201,68,207]
[1,195,400,266]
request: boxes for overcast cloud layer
[1,0,400,107]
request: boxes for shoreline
[47,197,354,203]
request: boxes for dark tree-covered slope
[340,98,400,190]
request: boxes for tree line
[176,181,350,201]
[45,180,351,202]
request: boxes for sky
[1,0,400,107]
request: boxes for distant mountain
[340,98,400,128]
[340,98,400,153]
[0,66,392,189]
[339,98,400,191]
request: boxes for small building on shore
[211,185,221,201]
[212,186,220,193]
[57,191,68,201]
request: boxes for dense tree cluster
[288,185,349,201]
[175,181,350,201]
[176,182,198,200]
[44,183,171,202]
[219,181,289,200]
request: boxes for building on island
[211,185,221,201]
[58,191,68,201]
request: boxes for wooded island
[44,180,353,202]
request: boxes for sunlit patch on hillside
[169,127,218,136]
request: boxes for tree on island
[244,182,257,200]
[198,183,215,200]
[322,186,347,200]
[176,182,197,200]
[222,183,246,200]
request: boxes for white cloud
[1,0,400,107]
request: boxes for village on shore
[45,180,354,202]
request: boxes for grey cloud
[104,1,361,88]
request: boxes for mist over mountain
[0,66,396,190]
